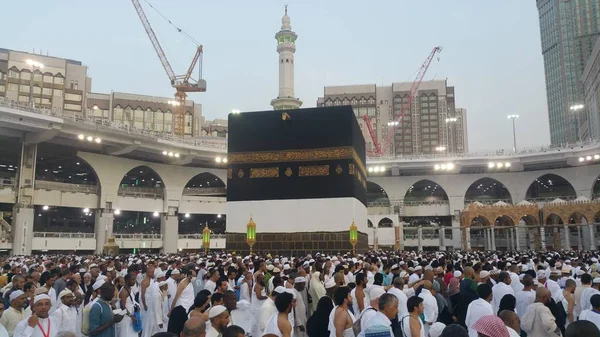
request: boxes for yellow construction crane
[131,0,206,136]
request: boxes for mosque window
[286,59,289,63]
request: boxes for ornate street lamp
[246,216,256,254]
[349,220,358,255]
[202,224,211,253]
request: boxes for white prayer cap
[97,275,108,281]
[480,271,490,279]
[593,277,600,284]
[399,271,408,278]
[58,289,73,301]
[325,278,336,289]
[9,290,25,302]
[536,270,547,280]
[158,281,168,287]
[34,287,48,296]
[208,305,227,319]
[429,323,446,337]
[267,265,274,271]
[414,266,422,271]
[89,264,98,268]
[283,264,290,270]
[170,269,181,275]
[453,271,462,278]
[577,270,585,276]
[79,268,87,273]
[155,270,166,279]
[294,277,305,283]
[369,287,386,300]
[391,264,399,270]
[284,288,297,299]
[33,294,51,305]
[273,268,281,273]
[274,286,286,294]
[92,279,106,290]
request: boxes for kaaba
[226,106,369,254]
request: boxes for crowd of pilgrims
[0,251,599,337]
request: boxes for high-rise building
[317,80,468,156]
[537,0,600,145]
[0,48,91,118]
[270,5,302,110]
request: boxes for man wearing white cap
[1,290,27,337]
[51,290,76,334]
[147,281,168,337]
[13,295,58,337]
[259,286,286,337]
[206,305,230,337]
[166,269,181,311]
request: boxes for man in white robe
[466,284,494,337]
[13,295,58,337]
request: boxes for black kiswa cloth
[227,106,367,205]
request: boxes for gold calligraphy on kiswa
[298,165,330,177]
[250,167,280,178]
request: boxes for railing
[5,98,600,161]
[367,201,391,207]
[33,232,95,239]
[369,138,600,162]
[526,195,578,203]
[35,180,98,194]
[0,99,228,151]
[182,187,227,196]
[0,177,16,189]
[464,198,512,205]
[118,186,163,199]
[404,200,449,206]
[178,234,226,239]
[113,233,163,240]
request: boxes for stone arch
[35,145,102,194]
[367,181,390,207]
[182,172,226,196]
[526,173,577,200]
[568,211,589,224]
[118,165,165,199]
[464,177,513,204]
[378,217,393,228]
[404,179,448,204]
[469,215,490,249]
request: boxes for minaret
[270,5,303,110]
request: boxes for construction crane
[131,0,206,136]
[363,46,442,157]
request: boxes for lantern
[349,220,358,255]
[202,224,211,253]
[246,216,256,254]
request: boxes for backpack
[81,301,102,336]
[352,307,376,337]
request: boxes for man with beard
[206,305,230,337]
[329,287,355,337]
[13,294,58,337]
[88,282,124,337]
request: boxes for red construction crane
[363,46,442,157]
[131,0,206,136]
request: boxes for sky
[4,0,549,152]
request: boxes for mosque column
[439,226,445,251]
[577,225,583,251]
[465,227,472,251]
[94,210,114,253]
[589,224,597,251]
[161,207,178,253]
[514,226,521,251]
[564,225,571,250]
[12,142,38,255]
[490,227,497,251]
[539,226,546,250]
[508,229,513,251]
[394,223,402,251]
[417,225,423,251]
